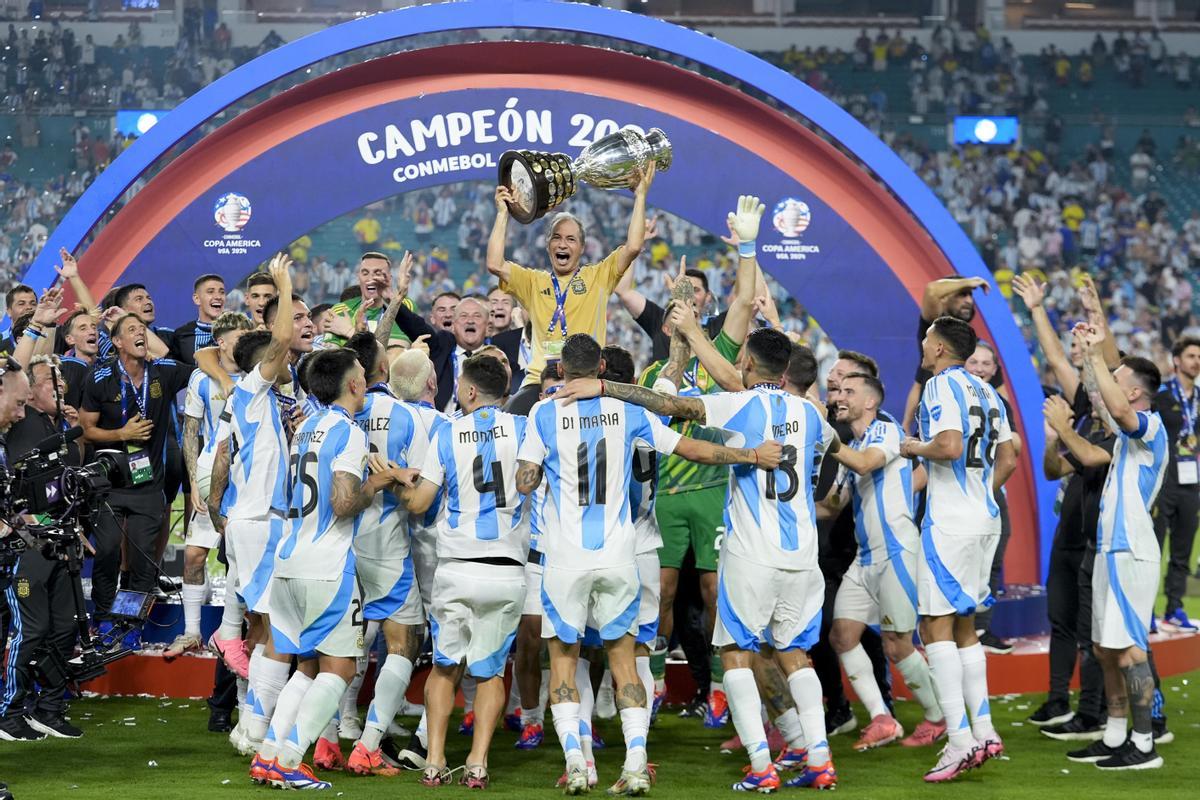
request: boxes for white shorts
[834,552,919,632]
[269,573,365,658]
[228,516,284,615]
[635,551,661,645]
[186,508,222,551]
[713,550,823,652]
[522,556,544,617]
[917,525,998,618]
[410,528,438,614]
[1093,550,1157,652]
[430,560,524,678]
[358,555,424,625]
[541,563,640,645]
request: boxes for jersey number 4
[472,456,507,508]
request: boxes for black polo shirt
[58,355,92,410]
[1155,381,1200,491]
[81,357,192,488]
[8,405,82,466]
[168,320,213,366]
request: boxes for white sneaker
[396,697,425,717]
[338,715,364,741]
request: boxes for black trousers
[1152,484,1200,614]
[1075,545,1105,720]
[1046,540,1086,705]
[1,551,76,718]
[92,487,166,615]
[975,491,1012,631]
[810,566,892,714]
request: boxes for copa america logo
[214,192,252,232]
[773,197,811,238]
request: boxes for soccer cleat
[26,711,83,739]
[650,688,666,725]
[1095,741,1163,770]
[973,735,1004,766]
[269,761,332,790]
[313,736,345,771]
[163,632,203,661]
[731,764,781,793]
[557,762,599,789]
[249,754,275,785]
[208,633,250,679]
[900,718,947,747]
[338,715,363,741]
[824,703,857,736]
[560,762,592,795]
[852,714,903,751]
[208,707,234,733]
[782,759,837,790]
[0,715,47,741]
[458,710,475,735]
[462,764,490,789]
[922,743,977,783]
[1041,715,1103,742]
[504,712,523,733]
[606,767,651,796]
[978,631,1013,655]
[229,722,262,756]
[393,731,428,770]
[1159,608,1198,633]
[516,722,544,749]
[771,747,807,772]
[722,725,783,755]
[1068,739,1124,763]
[703,689,730,728]
[346,742,400,776]
[1028,700,1074,728]
[592,729,606,750]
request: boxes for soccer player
[401,354,530,789]
[252,347,401,790]
[821,372,947,750]
[325,251,410,346]
[244,272,278,327]
[487,161,655,415]
[165,311,254,660]
[523,333,782,796]
[170,273,228,365]
[1068,323,1167,770]
[207,256,298,754]
[899,315,1016,783]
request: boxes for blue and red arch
[21,0,1052,582]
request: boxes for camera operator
[0,355,84,742]
[0,355,32,756]
[79,314,192,635]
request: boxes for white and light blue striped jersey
[404,401,450,549]
[420,406,529,562]
[1098,410,1168,560]
[844,417,918,565]
[221,365,291,521]
[352,389,417,561]
[918,365,1012,535]
[275,405,370,580]
[518,397,682,569]
[700,387,835,570]
[631,444,662,555]
[184,369,238,479]
[528,479,551,554]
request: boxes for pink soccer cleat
[900,718,947,747]
[208,633,250,679]
[923,743,978,783]
[852,714,904,751]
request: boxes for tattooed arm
[515,460,544,495]
[1080,343,1120,434]
[658,324,691,390]
[605,380,707,421]
[207,437,230,534]
[672,436,782,468]
[331,469,386,518]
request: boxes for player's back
[353,390,417,560]
[223,365,290,521]
[918,365,1011,533]
[428,406,528,561]
[846,417,917,563]
[275,406,368,579]
[1098,409,1168,560]
[700,387,834,570]
[405,401,450,540]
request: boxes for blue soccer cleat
[515,722,543,750]
[732,764,781,793]
[268,761,332,790]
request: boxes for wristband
[737,240,756,259]
[23,327,42,339]
[753,449,759,466]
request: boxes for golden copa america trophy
[498,126,672,224]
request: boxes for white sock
[415,710,428,748]
[360,654,414,750]
[246,656,290,742]
[896,650,943,722]
[725,667,770,772]
[182,582,207,638]
[462,674,477,714]
[242,645,265,732]
[619,705,649,771]
[217,586,244,640]
[236,676,248,710]
[279,673,347,769]
[576,658,595,763]
[340,656,366,721]
[635,656,654,714]
[1131,728,1152,753]
[320,709,340,743]
[774,707,806,750]
[259,671,313,760]
[926,640,975,749]
[1104,715,1127,748]
[787,667,830,764]
[551,701,585,769]
[958,643,996,740]
[839,644,888,719]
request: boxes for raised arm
[1077,324,1139,434]
[1077,275,1120,370]
[614,255,648,319]
[259,253,294,384]
[375,251,412,347]
[672,435,782,468]
[1042,423,1074,480]
[1012,273,1079,400]
[670,302,744,392]
[720,195,766,345]
[515,459,544,496]
[207,437,229,534]
[486,185,513,283]
[615,163,655,276]
[921,276,988,319]
[53,248,97,311]
[13,287,62,367]
[1044,394,1111,469]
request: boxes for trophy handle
[644,128,672,173]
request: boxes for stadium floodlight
[115,110,163,138]
[951,115,1020,147]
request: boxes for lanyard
[368,382,393,396]
[417,400,434,409]
[1169,377,1198,442]
[117,359,149,422]
[548,269,580,338]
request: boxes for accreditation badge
[1179,457,1199,486]
[127,445,153,486]
[544,339,566,357]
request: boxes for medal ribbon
[1169,376,1198,448]
[116,359,150,422]
[548,269,580,338]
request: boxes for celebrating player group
[12,170,1167,795]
